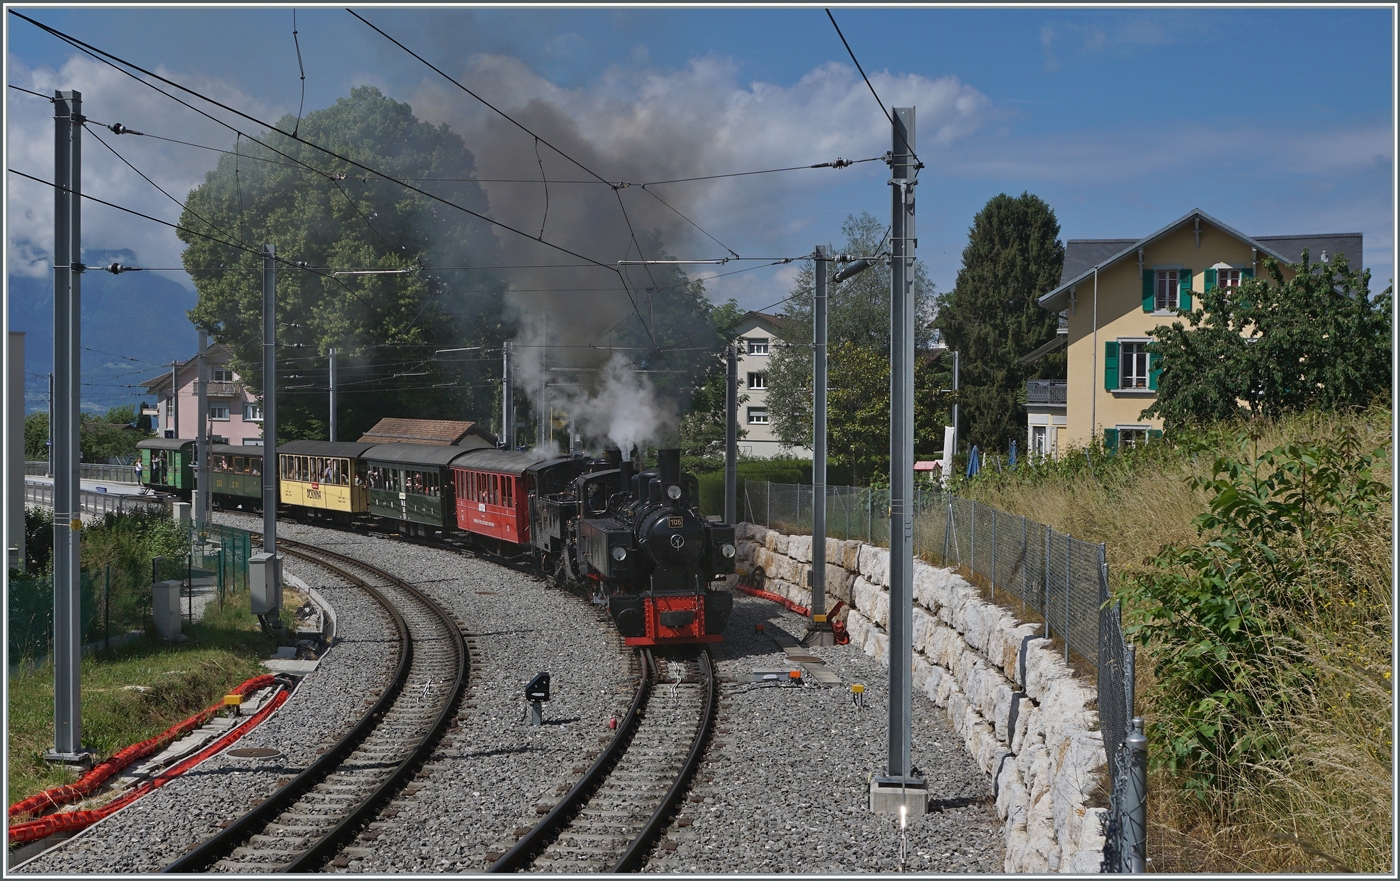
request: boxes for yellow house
[1035,209,1362,453]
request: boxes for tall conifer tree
[935,192,1065,452]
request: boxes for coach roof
[137,437,195,451]
[362,442,485,467]
[278,440,379,458]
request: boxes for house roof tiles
[1041,209,1363,313]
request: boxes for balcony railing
[205,380,239,397]
[1026,380,1067,405]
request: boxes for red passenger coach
[451,451,531,547]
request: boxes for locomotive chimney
[605,446,622,468]
[657,449,681,488]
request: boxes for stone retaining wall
[737,523,1107,873]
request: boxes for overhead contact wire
[9,10,616,273]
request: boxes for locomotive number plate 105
[668,516,684,528]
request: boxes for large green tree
[676,299,747,467]
[764,212,939,467]
[934,192,1065,453]
[25,408,149,462]
[1143,252,1392,430]
[181,86,510,441]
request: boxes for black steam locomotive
[558,448,735,645]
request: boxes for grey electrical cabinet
[249,552,282,616]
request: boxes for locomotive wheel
[550,555,570,588]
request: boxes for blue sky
[5,4,1396,408]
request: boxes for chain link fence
[8,519,255,666]
[745,480,1144,871]
[746,481,1116,667]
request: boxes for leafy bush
[1119,420,1390,799]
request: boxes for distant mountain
[8,248,199,414]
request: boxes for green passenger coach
[136,437,196,499]
[209,444,264,510]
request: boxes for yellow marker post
[224,694,243,717]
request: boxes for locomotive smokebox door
[525,671,551,702]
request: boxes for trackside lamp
[525,672,551,702]
[525,671,551,727]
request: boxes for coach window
[503,477,513,508]
[250,457,260,476]
[353,460,366,487]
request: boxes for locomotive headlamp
[720,543,736,559]
[611,546,628,562]
[666,484,682,500]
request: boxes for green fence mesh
[7,521,255,665]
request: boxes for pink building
[140,342,264,445]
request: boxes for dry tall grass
[963,406,1393,873]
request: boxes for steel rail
[610,649,717,872]
[160,537,467,873]
[487,649,654,873]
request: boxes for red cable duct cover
[6,669,280,834]
[734,583,810,617]
[8,689,289,845]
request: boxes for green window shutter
[1238,266,1255,309]
[1142,270,1154,312]
[1149,351,1162,391]
[1178,268,1192,311]
[1204,268,1217,291]
[1103,428,1119,453]
[1104,341,1119,390]
[1148,429,1163,441]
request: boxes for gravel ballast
[14,526,397,874]
[644,592,1004,874]
[16,514,1002,874]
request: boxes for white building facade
[732,312,805,460]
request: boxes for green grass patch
[6,589,278,808]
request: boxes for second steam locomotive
[137,433,736,647]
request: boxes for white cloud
[409,53,991,261]
[6,54,289,285]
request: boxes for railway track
[489,648,717,873]
[161,538,468,874]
